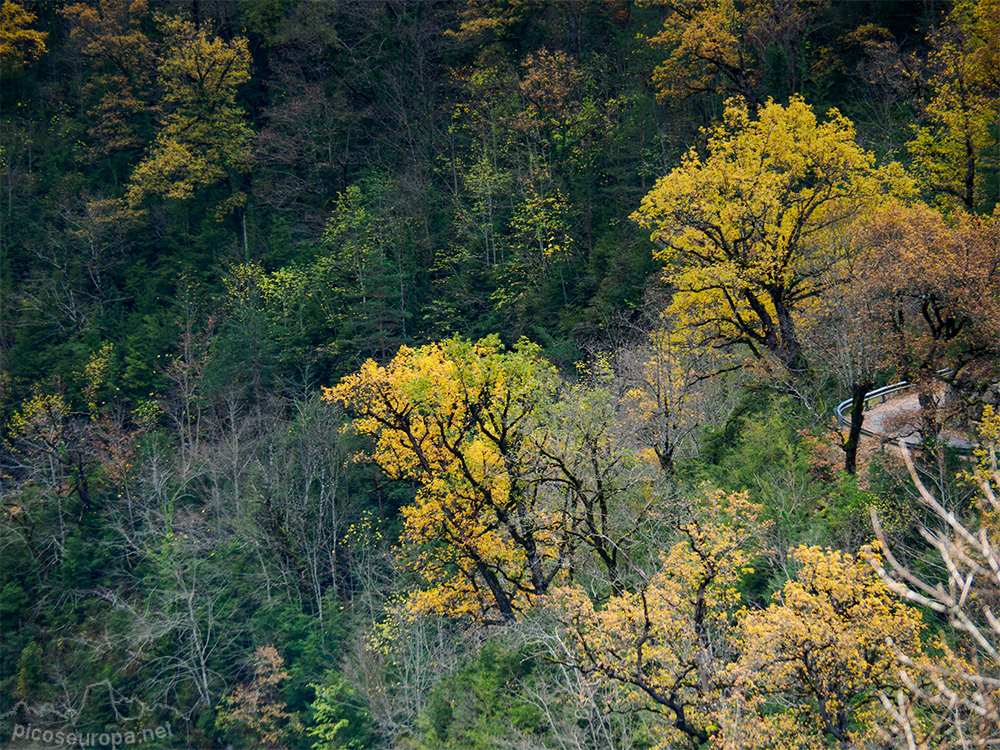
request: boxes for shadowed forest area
[1,0,999,747]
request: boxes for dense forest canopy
[1,0,999,748]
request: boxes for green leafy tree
[320,179,411,366]
[308,672,375,750]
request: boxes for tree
[738,546,925,748]
[909,0,999,215]
[324,336,563,622]
[319,179,411,366]
[639,0,826,110]
[495,182,577,329]
[3,389,96,561]
[60,0,156,162]
[528,371,661,595]
[632,95,911,377]
[851,203,1000,450]
[612,325,741,476]
[804,227,897,474]
[0,0,46,75]
[125,16,253,215]
[308,671,374,750]
[546,489,768,748]
[216,645,297,749]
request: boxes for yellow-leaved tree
[0,0,47,75]
[632,96,912,378]
[545,489,769,748]
[639,0,826,109]
[909,0,999,215]
[60,0,156,160]
[126,16,252,214]
[736,546,925,748]
[327,336,669,620]
[324,336,563,622]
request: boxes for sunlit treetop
[633,96,913,374]
[0,0,47,74]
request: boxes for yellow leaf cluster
[738,546,925,744]
[546,489,769,746]
[7,392,67,447]
[633,96,912,371]
[126,16,252,209]
[0,0,46,74]
[324,336,561,621]
[83,342,116,416]
[640,0,827,106]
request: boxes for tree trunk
[843,381,872,474]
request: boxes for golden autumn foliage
[546,489,769,748]
[326,336,676,622]
[60,0,155,159]
[633,96,912,376]
[126,16,252,210]
[850,203,1000,432]
[324,336,563,622]
[0,0,46,74]
[639,0,826,107]
[444,0,531,44]
[738,546,925,747]
[216,646,299,748]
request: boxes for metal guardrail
[835,380,911,434]
[834,370,974,453]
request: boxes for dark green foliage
[418,641,544,749]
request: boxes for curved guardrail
[834,380,912,436]
[834,370,974,453]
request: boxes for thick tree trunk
[843,381,872,475]
[772,293,807,377]
[475,560,516,622]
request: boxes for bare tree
[866,442,1000,748]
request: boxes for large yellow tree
[324,336,563,622]
[633,96,911,377]
[738,546,925,748]
[546,489,769,748]
[327,336,664,620]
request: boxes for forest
[1,0,999,747]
